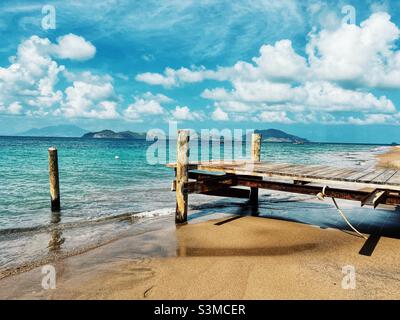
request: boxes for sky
[1,0,400,143]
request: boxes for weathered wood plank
[302,167,343,178]
[356,169,388,183]
[343,168,377,182]
[331,168,363,180]
[323,168,357,179]
[168,160,400,190]
[385,171,400,185]
[371,169,397,184]
[280,164,325,176]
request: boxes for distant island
[16,125,309,143]
[83,128,308,143]
[255,129,309,143]
[18,125,88,137]
[82,130,146,139]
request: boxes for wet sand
[377,146,400,169]
[1,212,400,300]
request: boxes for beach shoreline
[1,144,400,299]
[377,146,400,169]
[1,209,400,300]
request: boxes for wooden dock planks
[168,161,400,191]
[168,160,400,190]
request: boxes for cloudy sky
[1,0,400,143]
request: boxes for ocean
[0,136,396,275]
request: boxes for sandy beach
[377,146,400,169]
[1,210,400,300]
[1,147,400,300]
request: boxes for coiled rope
[317,186,367,239]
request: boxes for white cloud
[115,73,129,81]
[135,69,177,88]
[59,76,118,119]
[136,12,400,125]
[307,12,400,88]
[211,107,229,121]
[203,80,395,115]
[51,34,96,61]
[140,91,173,104]
[0,35,64,115]
[252,40,308,81]
[124,95,165,121]
[0,34,125,120]
[0,101,23,115]
[348,113,400,125]
[138,13,400,91]
[141,54,154,62]
[171,105,203,121]
[259,111,293,124]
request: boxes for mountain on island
[82,130,146,139]
[18,125,88,137]
[254,129,309,143]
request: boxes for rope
[317,186,367,239]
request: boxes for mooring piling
[175,130,190,224]
[48,147,60,212]
[249,133,262,204]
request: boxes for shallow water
[0,136,394,273]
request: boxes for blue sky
[1,0,400,143]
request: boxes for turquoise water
[0,137,383,229]
[0,136,393,273]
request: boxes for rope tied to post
[317,186,367,239]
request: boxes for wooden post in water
[250,133,261,204]
[48,147,60,212]
[176,130,190,224]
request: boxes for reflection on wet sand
[48,212,64,253]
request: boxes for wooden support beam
[48,147,60,212]
[202,187,250,199]
[294,180,311,185]
[236,177,400,206]
[361,189,388,209]
[187,175,237,194]
[250,133,262,204]
[176,130,190,224]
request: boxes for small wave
[0,208,174,238]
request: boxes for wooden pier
[168,130,400,224]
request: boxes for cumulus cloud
[171,106,203,121]
[51,34,96,61]
[136,12,400,124]
[124,94,166,121]
[259,111,293,124]
[307,12,400,88]
[0,34,120,119]
[0,35,64,115]
[211,107,229,121]
[58,75,118,119]
[252,40,308,81]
